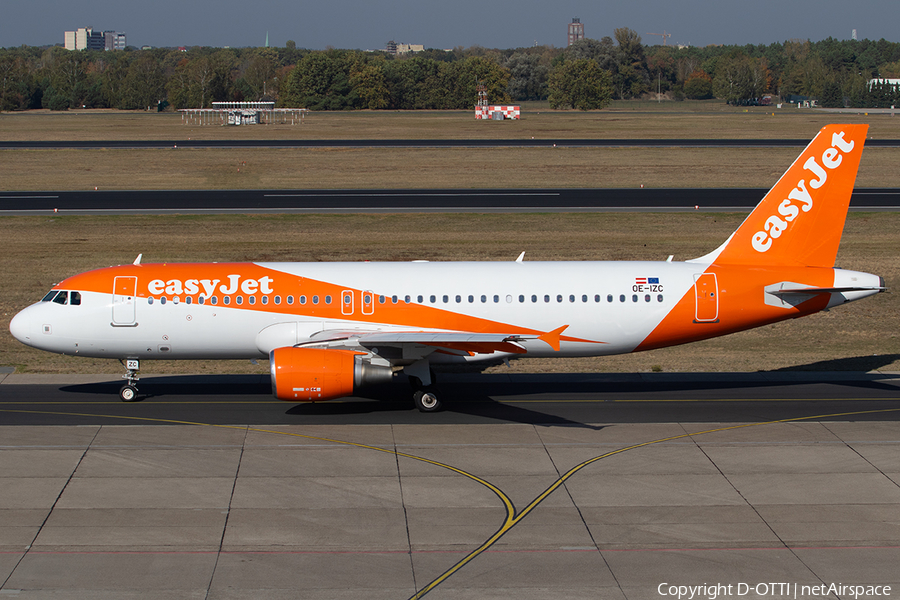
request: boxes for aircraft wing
[299,326,569,360]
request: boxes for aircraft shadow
[55,355,899,427]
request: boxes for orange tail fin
[704,124,868,268]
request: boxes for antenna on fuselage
[515,252,525,263]
[133,254,142,266]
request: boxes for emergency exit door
[693,273,719,323]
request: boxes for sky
[3,0,897,50]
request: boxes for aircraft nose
[9,308,32,344]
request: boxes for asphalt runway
[2,372,899,426]
[2,188,900,214]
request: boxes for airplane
[9,124,885,412]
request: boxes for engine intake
[270,347,393,401]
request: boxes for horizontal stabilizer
[774,285,885,295]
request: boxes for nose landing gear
[119,358,141,402]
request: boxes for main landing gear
[409,371,442,413]
[119,358,141,402]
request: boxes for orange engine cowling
[270,347,392,401]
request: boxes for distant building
[104,31,127,51]
[568,18,584,46]
[385,41,424,55]
[64,27,126,50]
[396,43,424,54]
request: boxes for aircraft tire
[119,385,139,402]
[413,389,441,412]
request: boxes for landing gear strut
[119,358,141,402]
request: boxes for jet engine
[270,347,393,401]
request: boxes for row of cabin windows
[146,293,666,306]
[149,294,299,306]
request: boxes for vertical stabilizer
[708,124,868,268]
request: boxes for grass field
[1,106,898,375]
[2,105,899,141]
[2,108,899,191]
[2,212,898,375]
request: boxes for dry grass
[1,147,898,191]
[1,108,898,376]
[2,212,898,375]
[2,107,900,141]
[2,109,899,191]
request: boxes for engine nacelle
[270,347,393,401]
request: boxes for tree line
[1,32,899,112]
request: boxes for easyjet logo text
[147,275,275,297]
[751,131,856,253]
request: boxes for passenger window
[532,295,537,303]
[544,295,550,303]
[364,293,372,304]
[430,295,436,303]
[161,297,167,305]
[287,296,293,305]
[417,295,423,303]
[148,297,154,305]
[223,296,230,305]
[324,295,331,304]
[261,296,267,305]
[607,295,613,303]
[632,294,638,302]
[312,295,319,304]
[569,295,575,303]
[404,295,411,304]
[658,294,664,302]
[300,295,306,304]
[645,294,651,302]
[186,296,193,305]
[481,295,487,303]
[235,296,242,305]
[557,295,563,303]
[211,296,218,305]
[468,295,474,303]
[455,295,461,303]
[70,291,81,305]
[199,296,205,305]
[493,295,499,303]
[442,295,448,303]
[619,295,625,302]
[392,295,398,304]
[379,295,385,304]
[53,291,68,305]
[519,295,525,303]
[249,296,255,305]
[173,297,180,304]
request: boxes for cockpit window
[41,290,81,305]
